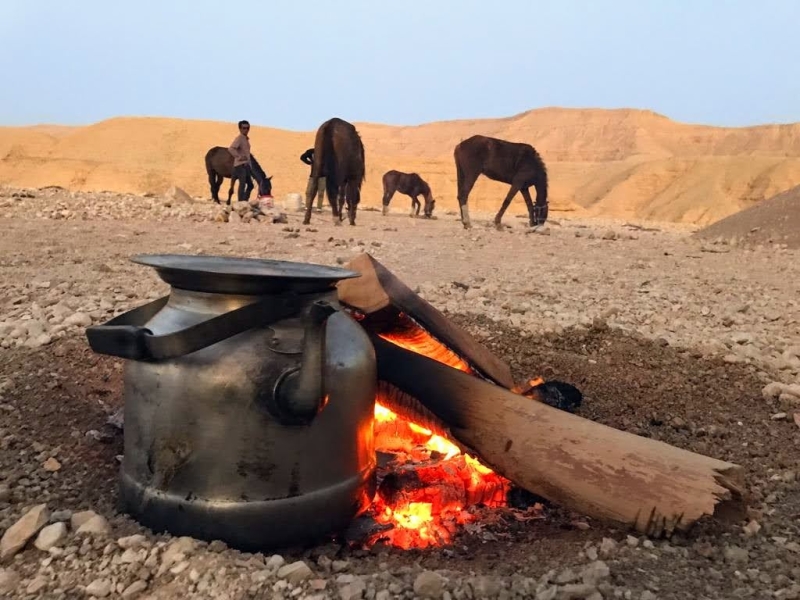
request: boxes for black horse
[204,147,273,204]
[454,135,548,230]
[302,117,365,226]
[381,170,436,218]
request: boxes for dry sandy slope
[2,108,800,225]
[695,183,800,248]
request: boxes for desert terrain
[0,182,798,600]
[1,107,800,600]
[3,108,800,226]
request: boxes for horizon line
[3,105,800,132]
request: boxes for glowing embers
[370,401,509,550]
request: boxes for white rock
[277,560,313,584]
[581,561,611,585]
[0,568,20,595]
[63,312,92,328]
[266,554,286,569]
[122,580,148,598]
[70,509,98,530]
[26,575,48,595]
[161,536,198,567]
[117,534,148,549]
[76,514,111,536]
[166,186,194,204]
[0,503,50,560]
[86,578,112,597]
[413,571,445,599]
[34,522,67,551]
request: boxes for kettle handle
[86,293,310,361]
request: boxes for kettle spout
[273,300,337,425]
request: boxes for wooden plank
[369,334,746,537]
[337,253,515,388]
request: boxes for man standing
[301,148,325,211]
[229,120,253,203]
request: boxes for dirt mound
[2,108,800,225]
[694,184,800,248]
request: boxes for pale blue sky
[1,1,798,130]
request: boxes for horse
[302,117,365,226]
[204,146,273,205]
[453,134,548,230]
[381,170,436,218]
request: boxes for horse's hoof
[494,222,504,231]
[302,219,310,225]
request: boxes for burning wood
[339,253,747,539]
[370,394,512,549]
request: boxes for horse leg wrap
[460,205,471,228]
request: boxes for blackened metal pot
[86,254,377,551]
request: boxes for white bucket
[283,193,305,212]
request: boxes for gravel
[0,186,799,598]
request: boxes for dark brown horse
[454,135,548,230]
[381,170,436,218]
[302,117,365,226]
[204,147,273,204]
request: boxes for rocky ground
[0,186,799,599]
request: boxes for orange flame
[352,311,533,550]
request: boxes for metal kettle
[86,254,377,551]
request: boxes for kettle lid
[131,254,360,295]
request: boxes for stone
[339,578,366,600]
[0,503,50,560]
[34,522,67,551]
[50,509,72,523]
[0,568,20,595]
[26,576,48,595]
[122,580,148,598]
[70,509,99,530]
[536,586,558,600]
[161,536,198,567]
[724,545,750,564]
[277,560,313,584]
[581,561,611,585]
[76,514,111,536]
[63,312,92,328]
[86,578,112,597]
[599,537,618,557]
[557,583,600,599]
[266,554,285,570]
[43,457,61,472]
[414,571,446,599]
[118,534,148,549]
[166,185,194,203]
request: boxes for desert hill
[694,183,800,248]
[3,108,800,225]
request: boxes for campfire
[337,253,746,545]
[93,252,746,554]
[349,310,558,549]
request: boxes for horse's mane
[250,154,268,183]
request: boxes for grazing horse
[381,170,436,218]
[302,117,365,226]
[204,147,273,204]
[454,135,548,230]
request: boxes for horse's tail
[204,148,216,182]
[355,127,366,185]
[454,144,465,201]
[531,147,548,205]
[313,120,337,204]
